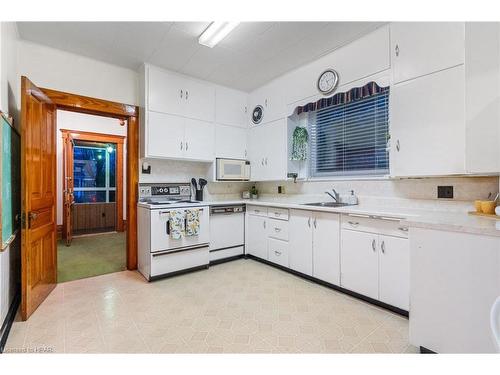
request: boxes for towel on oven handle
[185,208,200,236]
[169,210,185,240]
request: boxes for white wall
[56,110,127,226]
[0,22,20,330]
[17,40,138,106]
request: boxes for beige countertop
[206,197,500,237]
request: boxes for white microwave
[216,158,250,181]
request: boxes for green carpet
[57,232,126,283]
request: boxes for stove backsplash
[139,159,251,201]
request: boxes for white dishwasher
[209,204,245,262]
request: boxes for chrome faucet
[325,188,340,202]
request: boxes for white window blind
[308,90,389,177]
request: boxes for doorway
[58,124,126,283]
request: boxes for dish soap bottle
[348,190,358,205]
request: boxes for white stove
[137,183,210,281]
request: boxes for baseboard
[0,289,21,354]
[209,254,245,266]
[245,255,409,318]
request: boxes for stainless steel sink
[303,202,353,207]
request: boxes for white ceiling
[16,22,384,91]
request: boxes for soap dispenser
[348,190,358,205]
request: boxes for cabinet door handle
[265,157,268,166]
[185,90,189,100]
[313,218,317,229]
[245,149,247,157]
[265,99,268,107]
[348,221,359,227]
[261,158,264,166]
[395,44,400,57]
[372,239,376,252]
[180,89,183,99]
[381,240,386,254]
[263,221,266,229]
[398,226,409,232]
[180,141,183,150]
[274,250,281,256]
[274,227,281,232]
[396,139,400,152]
[185,142,188,151]
[307,217,311,227]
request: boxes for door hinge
[21,212,27,229]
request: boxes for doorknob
[29,212,39,220]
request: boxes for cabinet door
[148,67,185,116]
[379,235,409,310]
[390,65,465,177]
[312,212,341,285]
[248,125,266,180]
[263,119,287,181]
[215,124,247,159]
[147,111,185,159]
[215,87,248,127]
[246,215,268,260]
[340,229,378,300]
[185,78,215,122]
[184,118,215,161]
[289,209,313,276]
[391,22,464,83]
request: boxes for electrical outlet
[437,186,454,199]
[278,185,285,194]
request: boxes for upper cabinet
[215,86,248,128]
[248,81,286,127]
[148,66,215,122]
[391,22,465,84]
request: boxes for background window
[308,90,389,177]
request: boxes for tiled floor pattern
[5,259,418,353]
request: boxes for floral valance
[296,81,390,115]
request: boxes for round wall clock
[317,69,339,95]
[252,105,263,124]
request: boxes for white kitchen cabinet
[246,214,268,260]
[341,229,379,300]
[378,235,409,310]
[148,66,186,117]
[249,119,287,181]
[312,212,341,285]
[267,238,289,268]
[391,22,464,84]
[288,210,313,276]
[147,65,215,122]
[248,82,285,126]
[184,118,215,161]
[390,65,466,177]
[147,111,185,159]
[215,86,248,128]
[215,124,247,159]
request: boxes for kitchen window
[306,84,390,178]
[73,143,117,203]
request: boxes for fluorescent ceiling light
[199,22,240,48]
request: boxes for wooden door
[340,229,379,300]
[62,132,74,245]
[312,212,341,285]
[21,76,57,320]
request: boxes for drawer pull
[381,240,385,254]
[398,226,409,232]
[274,227,281,232]
[348,213,371,219]
[378,216,401,222]
[372,239,376,252]
[274,212,281,216]
[348,221,359,227]
[274,250,281,256]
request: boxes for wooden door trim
[61,129,125,235]
[41,85,139,270]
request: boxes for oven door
[216,158,250,181]
[150,207,209,253]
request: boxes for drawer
[267,207,289,221]
[247,205,268,216]
[341,214,409,238]
[267,238,289,268]
[267,218,289,241]
[150,246,209,277]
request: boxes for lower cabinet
[341,218,410,310]
[289,209,341,285]
[246,214,268,259]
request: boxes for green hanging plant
[291,126,308,161]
